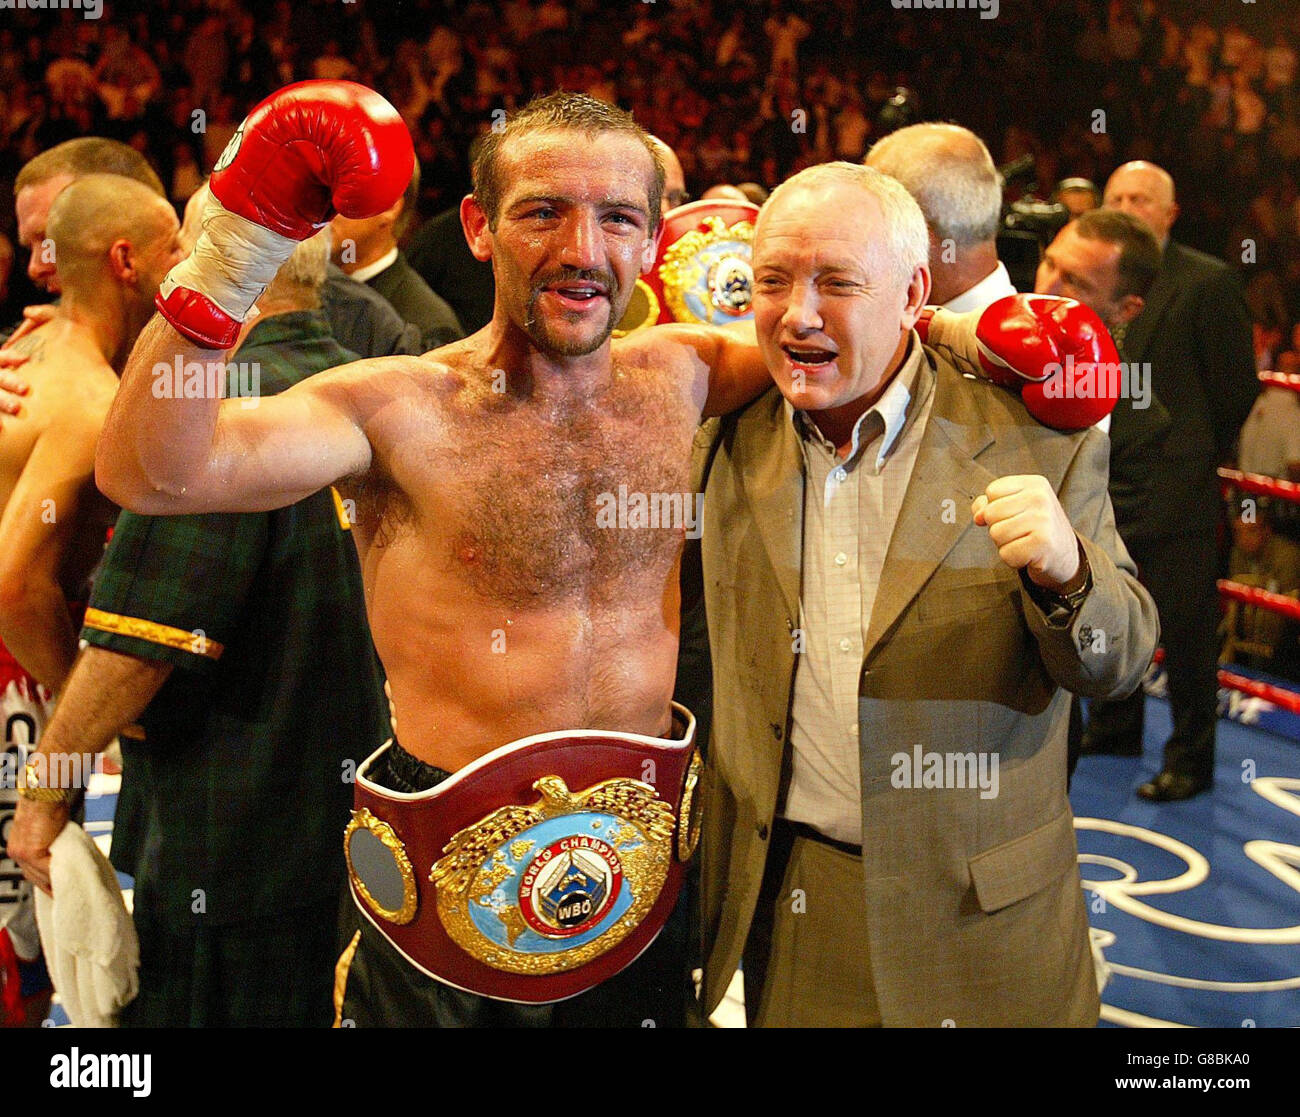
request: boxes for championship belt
[345,705,702,1003]
[615,199,759,334]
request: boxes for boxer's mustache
[533,268,618,298]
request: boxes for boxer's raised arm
[99,80,412,513]
[98,316,374,515]
[653,322,771,418]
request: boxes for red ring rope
[1217,579,1300,623]
[1258,371,1300,393]
[1218,467,1300,505]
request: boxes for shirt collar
[941,261,1016,314]
[787,338,928,473]
[347,247,400,285]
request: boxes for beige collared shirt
[780,339,936,845]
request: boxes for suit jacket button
[771,723,783,740]
[757,822,769,840]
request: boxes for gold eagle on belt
[428,775,674,895]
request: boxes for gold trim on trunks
[676,750,703,862]
[82,607,224,659]
[332,930,362,1027]
[344,808,419,925]
[430,774,675,975]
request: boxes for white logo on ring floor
[1076,777,1300,1027]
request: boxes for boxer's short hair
[473,91,665,233]
[16,138,165,197]
[45,174,176,289]
[1071,209,1161,299]
[866,122,1002,249]
[763,162,929,289]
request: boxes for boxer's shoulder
[8,322,116,427]
[613,323,709,370]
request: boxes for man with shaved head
[12,138,166,298]
[649,135,689,213]
[0,174,181,1024]
[866,122,1013,311]
[0,173,181,690]
[8,228,391,1027]
[1083,161,1258,801]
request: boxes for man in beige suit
[696,163,1159,1027]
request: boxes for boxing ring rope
[1209,369,1300,714]
[1257,371,1300,393]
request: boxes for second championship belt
[616,199,759,334]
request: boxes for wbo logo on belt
[345,707,701,1003]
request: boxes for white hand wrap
[158,196,303,323]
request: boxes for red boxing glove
[920,295,1120,431]
[157,81,414,348]
[978,295,1120,429]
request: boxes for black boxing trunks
[342,705,701,1007]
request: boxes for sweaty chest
[382,373,700,608]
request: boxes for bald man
[0,175,181,696]
[13,138,166,298]
[1083,161,1258,800]
[649,135,688,213]
[0,175,180,1023]
[866,123,1013,312]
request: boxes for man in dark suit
[404,205,495,335]
[1035,208,1172,786]
[1084,162,1259,801]
[330,160,463,351]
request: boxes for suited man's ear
[1115,293,1144,327]
[901,264,931,331]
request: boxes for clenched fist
[971,475,1082,591]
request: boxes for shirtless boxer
[0,176,182,693]
[14,138,167,300]
[0,174,180,1025]
[97,83,1119,1023]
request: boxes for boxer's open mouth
[542,283,610,311]
[782,344,838,368]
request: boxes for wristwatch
[17,756,79,806]
[1022,542,1093,619]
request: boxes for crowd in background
[0,0,1298,667]
[0,0,1298,342]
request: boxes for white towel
[33,822,138,1027]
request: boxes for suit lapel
[863,365,998,662]
[732,390,804,624]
